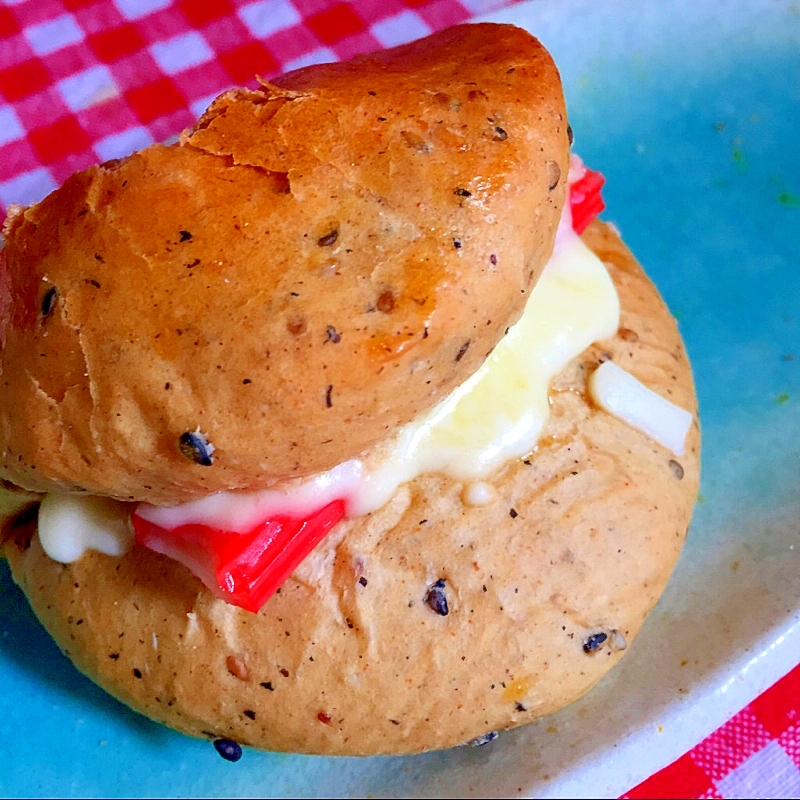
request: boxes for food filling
[9,160,692,613]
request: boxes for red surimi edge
[570,166,606,234]
[132,500,346,613]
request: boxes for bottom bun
[4,221,699,756]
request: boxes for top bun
[0,23,569,504]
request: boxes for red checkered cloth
[1,2,798,797]
[624,663,800,799]
[0,0,515,215]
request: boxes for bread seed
[547,160,561,191]
[40,287,58,319]
[213,739,242,762]
[669,459,685,480]
[317,229,339,247]
[583,632,608,654]
[178,431,215,466]
[226,655,250,681]
[424,578,449,616]
[469,731,498,747]
[455,340,471,362]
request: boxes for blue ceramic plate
[1,1,799,796]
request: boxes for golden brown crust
[0,23,569,504]
[5,222,700,755]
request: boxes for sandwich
[0,23,699,757]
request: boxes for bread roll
[4,221,700,755]
[0,23,568,504]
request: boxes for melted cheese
[589,360,693,456]
[38,494,134,563]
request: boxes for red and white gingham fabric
[625,663,800,799]
[0,2,798,797]
[0,0,513,215]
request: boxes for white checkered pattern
[24,14,83,56]
[0,105,24,147]
[282,45,338,72]
[0,0,487,215]
[718,740,800,798]
[371,10,432,47]
[57,64,118,111]
[113,0,172,20]
[0,167,57,210]
[150,31,214,74]
[93,125,155,162]
[238,0,302,39]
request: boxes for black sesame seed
[133,668,142,679]
[547,160,561,191]
[453,238,462,249]
[242,378,252,385]
[179,230,192,242]
[260,681,274,691]
[515,702,527,712]
[669,459,685,480]
[493,126,508,141]
[317,229,339,247]
[94,253,105,263]
[509,508,518,519]
[424,578,449,616]
[567,124,574,145]
[40,287,58,319]
[178,431,214,466]
[455,340,471,362]
[469,731,498,747]
[583,632,608,654]
[243,709,256,720]
[489,253,497,266]
[213,739,242,762]
[325,384,333,408]
[358,576,368,587]
[325,325,341,343]
[454,187,472,198]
